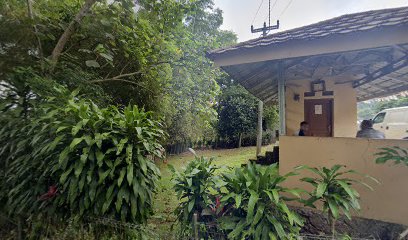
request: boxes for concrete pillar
[278,61,286,135]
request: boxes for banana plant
[296,165,379,236]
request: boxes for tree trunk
[328,212,336,239]
[50,0,97,68]
[238,132,242,148]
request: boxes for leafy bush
[297,165,378,235]
[219,163,303,239]
[169,151,218,232]
[1,91,166,224]
[375,147,408,166]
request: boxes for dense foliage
[219,163,303,239]
[0,0,237,145]
[297,165,378,235]
[170,157,304,239]
[1,91,166,225]
[0,0,283,237]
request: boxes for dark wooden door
[304,99,333,137]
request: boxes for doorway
[304,99,333,137]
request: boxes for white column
[256,100,263,157]
[256,100,263,156]
[278,61,286,135]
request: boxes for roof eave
[209,25,408,67]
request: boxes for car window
[373,112,386,124]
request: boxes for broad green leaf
[106,184,115,199]
[59,147,70,167]
[116,188,125,213]
[89,180,97,202]
[71,121,83,136]
[328,198,339,219]
[246,191,259,222]
[60,166,74,184]
[267,215,285,238]
[74,161,85,177]
[102,195,114,214]
[118,168,126,187]
[337,181,357,200]
[316,182,328,198]
[127,164,134,185]
[130,195,137,218]
[80,147,89,164]
[126,144,133,164]
[85,60,100,68]
[235,194,242,208]
[228,220,246,239]
[116,138,128,155]
[96,150,105,167]
[56,126,68,133]
[252,204,265,226]
[98,169,110,184]
[271,189,279,203]
[70,137,84,150]
[188,198,195,212]
[137,155,147,174]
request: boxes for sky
[213,0,408,42]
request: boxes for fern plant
[297,165,378,235]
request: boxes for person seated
[356,120,385,139]
[298,121,309,136]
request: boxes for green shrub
[219,163,303,239]
[169,151,218,232]
[1,92,166,224]
[297,165,378,235]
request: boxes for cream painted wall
[280,136,408,226]
[285,78,357,137]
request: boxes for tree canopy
[0,0,237,143]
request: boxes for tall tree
[217,85,259,147]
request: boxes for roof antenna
[251,0,279,37]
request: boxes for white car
[372,106,408,139]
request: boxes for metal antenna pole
[268,0,271,27]
[250,0,279,37]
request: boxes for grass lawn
[148,145,273,238]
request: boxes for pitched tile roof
[209,6,408,56]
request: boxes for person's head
[300,121,309,131]
[360,119,373,130]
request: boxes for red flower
[39,185,58,201]
[210,196,224,214]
